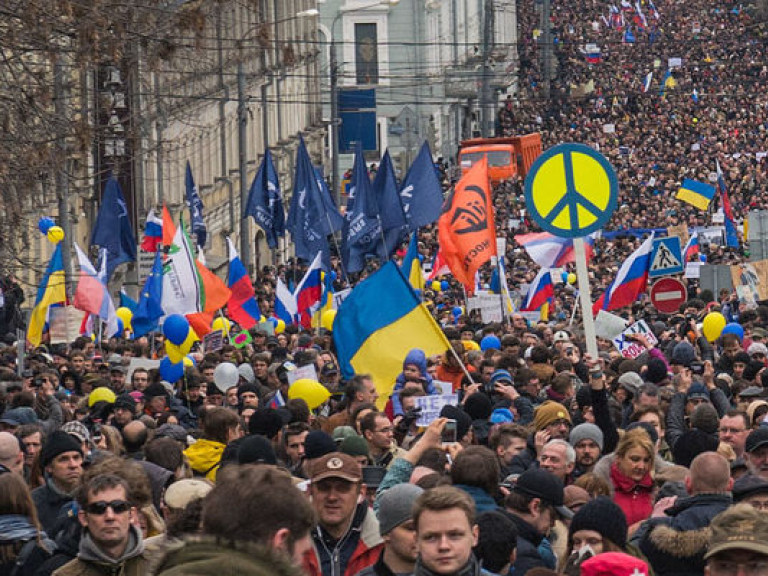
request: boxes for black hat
[248,408,284,439]
[463,393,493,421]
[206,382,223,397]
[746,428,768,453]
[626,421,659,445]
[733,474,768,502]
[672,429,719,468]
[143,383,168,399]
[513,468,572,518]
[237,383,260,397]
[40,430,83,468]
[113,393,136,414]
[237,434,277,465]
[304,430,337,460]
[568,497,628,548]
[645,357,668,384]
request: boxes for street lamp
[329,0,399,207]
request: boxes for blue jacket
[391,349,437,416]
[455,484,499,513]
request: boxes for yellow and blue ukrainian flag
[676,178,715,211]
[334,261,451,407]
[28,244,66,347]
[400,232,425,292]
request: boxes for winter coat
[507,435,538,476]
[665,389,730,451]
[391,349,437,416]
[52,525,147,576]
[151,536,306,576]
[303,502,383,576]
[455,485,499,513]
[31,478,75,538]
[609,461,654,527]
[184,439,225,482]
[501,511,548,576]
[635,493,732,576]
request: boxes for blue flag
[399,142,444,230]
[244,150,285,249]
[372,150,407,257]
[119,290,138,313]
[185,161,207,249]
[624,27,635,43]
[132,250,164,337]
[344,143,384,274]
[286,136,343,266]
[91,176,137,280]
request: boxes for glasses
[709,560,768,576]
[85,500,131,515]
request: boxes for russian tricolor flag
[515,232,596,269]
[521,268,554,312]
[683,231,700,261]
[295,252,323,329]
[275,279,297,325]
[225,238,261,330]
[140,209,163,252]
[73,243,118,337]
[592,233,655,315]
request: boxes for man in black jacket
[635,452,733,576]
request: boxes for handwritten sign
[49,306,85,344]
[612,320,658,359]
[415,394,458,426]
[203,330,224,352]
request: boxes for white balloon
[213,362,239,393]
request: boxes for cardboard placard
[49,306,85,344]
[594,310,629,341]
[433,380,454,395]
[287,364,319,385]
[667,224,689,250]
[415,394,459,426]
[467,292,505,323]
[685,262,702,278]
[203,330,224,352]
[613,320,659,359]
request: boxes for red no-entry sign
[650,277,687,314]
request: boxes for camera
[690,361,705,375]
[441,419,457,444]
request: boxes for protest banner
[613,320,659,359]
[415,394,459,426]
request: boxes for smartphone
[441,419,457,444]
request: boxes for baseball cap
[746,428,768,453]
[705,503,768,559]
[733,474,768,502]
[164,479,214,510]
[553,331,570,343]
[310,452,362,483]
[512,468,572,519]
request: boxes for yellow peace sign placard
[524,143,618,238]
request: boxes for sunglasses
[85,500,131,515]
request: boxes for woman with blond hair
[0,470,54,575]
[608,428,655,529]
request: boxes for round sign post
[524,144,619,359]
[650,277,687,314]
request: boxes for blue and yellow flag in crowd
[28,244,66,346]
[676,178,715,211]
[400,232,425,292]
[334,261,452,407]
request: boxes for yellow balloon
[567,273,577,285]
[288,378,331,409]
[179,328,198,354]
[702,312,726,342]
[462,340,480,351]
[431,280,442,292]
[165,341,185,364]
[116,307,133,331]
[321,310,337,332]
[275,318,286,334]
[88,387,116,407]
[47,226,64,243]
[212,317,231,334]
[182,356,194,367]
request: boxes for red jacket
[302,505,383,576]
[610,460,653,526]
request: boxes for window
[354,23,378,84]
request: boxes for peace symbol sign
[524,143,618,238]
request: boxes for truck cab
[458,133,543,184]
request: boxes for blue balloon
[699,254,707,263]
[441,280,450,291]
[452,306,463,318]
[722,322,744,342]
[561,271,569,283]
[112,318,124,338]
[159,357,184,383]
[480,335,501,351]
[38,217,55,235]
[163,314,190,345]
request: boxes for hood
[404,349,428,376]
[79,524,144,565]
[648,523,711,560]
[151,536,304,576]
[184,439,225,478]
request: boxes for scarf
[0,515,39,544]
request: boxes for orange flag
[437,157,496,287]
[162,204,176,248]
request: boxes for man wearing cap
[733,474,768,510]
[32,430,84,535]
[508,400,572,475]
[111,393,136,431]
[501,468,571,574]
[355,484,423,576]
[704,504,768,576]
[745,428,768,481]
[109,361,128,394]
[303,452,383,576]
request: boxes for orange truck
[458,133,543,183]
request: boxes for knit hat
[113,393,136,414]
[645,357,668,384]
[143,383,168,399]
[61,421,90,446]
[40,430,83,468]
[569,497,628,548]
[237,434,277,465]
[569,423,604,452]
[532,401,571,431]
[339,435,369,458]
[671,341,696,367]
[248,408,284,439]
[490,408,514,424]
[618,372,643,395]
[304,430,337,460]
[686,383,710,401]
[439,405,472,441]
[749,342,768,358]
[463,393,493,421]
[378,483,424,535]
[672,429,718,467]
[690,403,719,434]
[237,383,260,397]
[489,370,514,387]
[581,552,650,576]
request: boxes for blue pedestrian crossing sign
[649,236,684,277]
